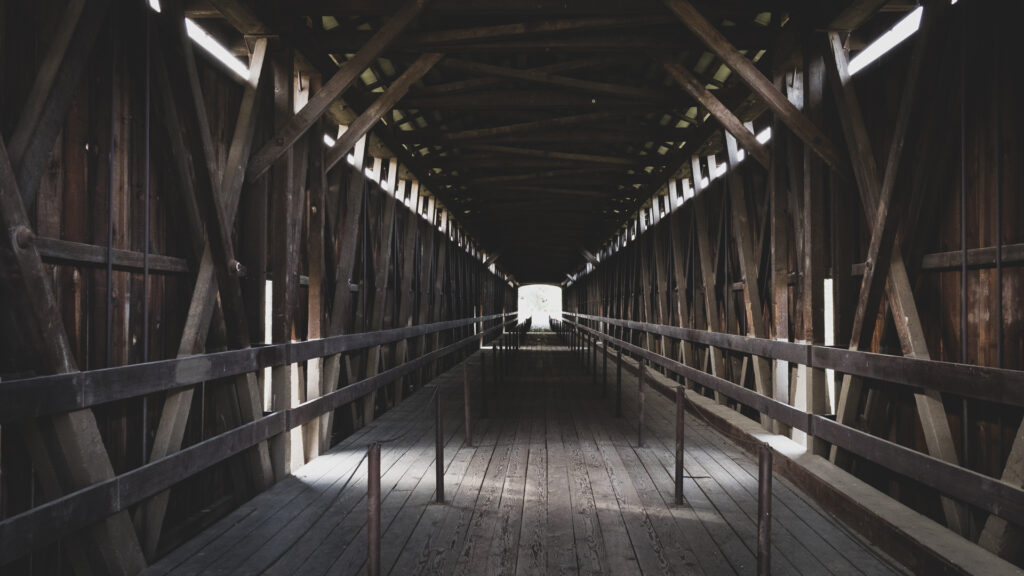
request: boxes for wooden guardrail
[559,312,1024,531]
[0,313,516,565]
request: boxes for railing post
[464,362,472,447]
[592,332,597,386]
[368,442,381,576]
[616,347,623,417]
[638,359,646,447]
[675,387,686,506]
[602,337,608,397]
[492,339,498,397]
[480,341,488,418]
[758,443,773,576]
[435,384,445,504]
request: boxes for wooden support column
[725,133,772,429]
[269,41,305,479]
[691,156,727,403]
[393,181,422,402]
[321,137,369,445]
[362,186,399,425]
[305,115,327,461]
[796,49,829,456]
[667,204,696,388]
[769,108,792,424]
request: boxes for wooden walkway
[146,334,909,576]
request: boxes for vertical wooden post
[675,386,686,505]
[638,360,646,447]
[435,384,445,503]
[799,50,830,456]
[463,362,472,446]
[270,40,303,480]
[368,442,382,576]
[616,347,623,417]
[758,443,773,576]
[592,332,598,387]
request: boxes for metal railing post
[464,362,472,447]
[758,443,773,576]
[638,360,646,447]
[616,347,623,417]
[367,442,381,576]
[675,387,686,505]
[435,386,445,503]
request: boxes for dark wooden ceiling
[187,0,904,284]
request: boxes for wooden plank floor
[145,334,909,576]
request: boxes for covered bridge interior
[0,0,1022,574]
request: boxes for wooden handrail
[0,316,516,565]
[565,312,1024,407]
[560,315,1024,527]
[0,313,514,422]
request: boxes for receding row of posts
[368,319,527,576]
[555,317,775,575]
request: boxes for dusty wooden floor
[145,334,908,576]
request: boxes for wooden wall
[565,2,1022,565]
[0,1,515,573]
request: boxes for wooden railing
[0,313,516,565]
[558,312,1024,531]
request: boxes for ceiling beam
[440,111,628,142]
[409,14,676,43]
[461,143,638,166]
[439,58,680,104]
[415,57,614,96]
[402,90,665,110]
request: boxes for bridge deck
[145,334,908,576]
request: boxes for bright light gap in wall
[847,6,923,75]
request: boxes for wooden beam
[580,248,600,266]
[7,0,109,210]
[140,21,272,556]
[662,58,770,169]
[414,57,614,96]
[34,236,189,274]
[325,52,444,171]
[2,134,146,575]
[246,0,428,182]
[823,4,964,534]
[304,117,327,461]
[691,158,727,403]
[321,141,369,445]
[440,57,679,104]
[400,89,667,110]
[462,143,637,167]
[796,49,829,455]
[461,112,629,143]
[408,14,674,44]
[827,0,890,31]
[725,133,772,428]
[361,191,399,424]
[660,0,844,171]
